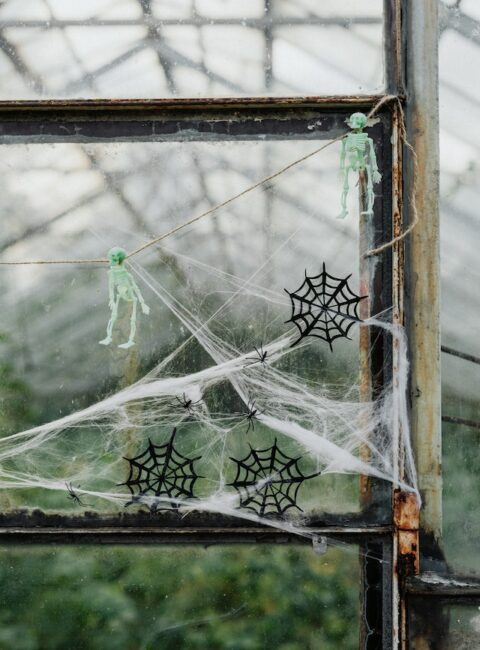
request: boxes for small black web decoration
[119,428,202,512]
[285,263,367,351]
[228,440,319,518]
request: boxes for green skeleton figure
[99,247,150,349]
[338,112,381,219]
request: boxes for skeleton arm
[339,137,347,176]
[368,137,382,184]
[107,270,115,309]
[129,273,150,315]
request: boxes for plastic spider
[245,400,262,434]
[246,344,269,369]
[66,482,88,507]
[174,392,203,415]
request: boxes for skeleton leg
[118,299,137,349]
[361,163,375,216]
[337,167,350,219]
[99,296,120,345]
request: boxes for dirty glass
[0,0,385,99]
[409,599,480,648]
[439,0,480,574]
[0,544,360,649]
[0,120,391,521]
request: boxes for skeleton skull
[108,246,127,266]
[347,112,368,131]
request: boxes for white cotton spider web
[0,236,419,539]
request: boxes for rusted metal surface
[391,95,411,650]
[394,490,420,579]
[407,574,480,598]
[357,103,396,648]
[407,596,449,649]
[404,0,442,544]
[0,506,392,534]
[0,106,377,144]
[0,95,387,113]
[0,525,392,545]
[384,0,405,96]
[359,169,374,507]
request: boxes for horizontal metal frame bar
[0,526,392,545]
[441,344,480,367]
[0,17,382,29]
[407,576,480,599]
[442,415,480,431]
[0,101,390,144]
[0,505,392,531]
[0,95,388,112]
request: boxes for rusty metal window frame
[0,103,394,540]
[0,101,397,646]
[5,1,472,647]
[0,106,399,648]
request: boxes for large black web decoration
[120,428,201,512]
[228,440,319,518]
[285,263,367,350]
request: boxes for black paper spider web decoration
[285,263,367,350]
[119,428,201,512]
[228,440,319,518]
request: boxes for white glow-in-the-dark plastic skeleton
[99,247,150,349]
[338,112,381,219]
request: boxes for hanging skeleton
[338,112,381,219]
[99,247,150,349]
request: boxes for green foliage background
[0,336,360,649]
[0,546,359,650]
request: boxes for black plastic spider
[66,482,88,508]
[173,392,203,415]
[245,400,262,434]
[245,344,269,369]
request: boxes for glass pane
[0,0,385,99]
[0,544,360,649]
[0,117,393,523]
[409,599,480,648]
[440,0,480,573]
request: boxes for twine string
[364,98,419,257]
[0,94,408,267]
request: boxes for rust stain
[0,94,393,113]
[394,490,420,577]
[394,490,420,530]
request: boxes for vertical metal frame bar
[384,0,405,97]
[404,0,441,547]
[401,0,441,648]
